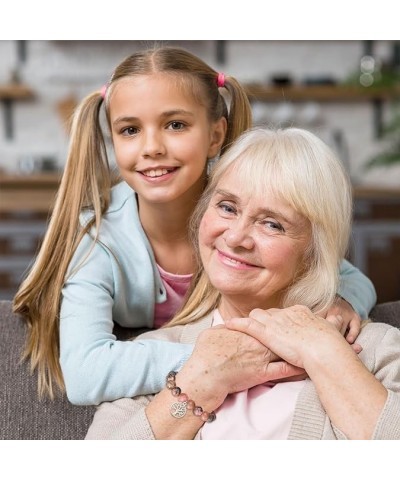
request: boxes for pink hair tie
[216,72,225,88]
[100,83,108,99]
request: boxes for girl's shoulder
[108,181,136,214]
[80,181,136,226]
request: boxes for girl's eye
[121,126,139,136]
[168,121,185,131]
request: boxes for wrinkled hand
[182,325,304,400]
[325,296,361,344]
[224,305,350,370]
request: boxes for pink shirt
[200,310,305,440]
[153,264,192,328]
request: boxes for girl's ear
[207,117,227,159]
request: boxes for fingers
[262,361,306,382]
[326,314,344,333]
[351,343,363,354]
[224,316,268,345]
[346,316,362,344]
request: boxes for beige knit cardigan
[86,314,400,440]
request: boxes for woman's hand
[224,305,387,439]
[224,305,346,370]
[325,295,361,344]
[179,325,304,402]
[145,324,304,440]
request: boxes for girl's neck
[137,185,204,275]
[138,195,197,243]
[137,173,206,243]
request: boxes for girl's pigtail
[13,91,111,398]
[221,76,253,154]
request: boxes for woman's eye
[217,202,236,215]
[121,126,139,136]
[168,121,185,131]
[264,221,284,232]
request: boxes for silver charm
[170,401,187,419]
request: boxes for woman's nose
[142,130,166,158]
[223,222,254,250]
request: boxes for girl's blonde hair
[13,46,253,398]
[167,126,352,328]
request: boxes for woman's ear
[207,117,227,159]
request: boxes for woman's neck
[218,296,282,322]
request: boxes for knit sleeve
[85,397,155,440]
[369,325,400,439]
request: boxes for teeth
[224,254,246,266]
[142,168,170,177]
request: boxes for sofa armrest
[370,300,400,329]
[0,300,95,440]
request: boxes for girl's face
[198,167,312,314]
[109,74,226,207]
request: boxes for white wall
[0,39,399,186]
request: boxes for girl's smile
[109,73,225,208]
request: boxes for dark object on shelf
[271,74,292,86]
[302,76,337,86]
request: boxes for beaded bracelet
[166,371,216,423]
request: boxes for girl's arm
[329,259,377,343]
[60,238,193,406]
[338,259,377,319]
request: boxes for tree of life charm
[170,401,187,419]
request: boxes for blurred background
[0,39,399,303]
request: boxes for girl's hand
[224,305,350,370]
[325,296,361,344]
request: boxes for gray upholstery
[1,299,400,440]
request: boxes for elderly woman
[86,127,400,440]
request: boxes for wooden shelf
[0,173,61,187]
[353,185,400,200]
[0,84,35,139]
[0,84,35,100]
[0,173,61,214]
[244,84,400,103]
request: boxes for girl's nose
[142,130,166,158]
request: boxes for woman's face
[198,167,312,313]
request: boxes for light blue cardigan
[60,182,377,405]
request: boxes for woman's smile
[198,167,311,309]
[216,249,260,269]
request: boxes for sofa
[1,299,400,440]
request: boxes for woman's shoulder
[358,321,399,347]
[357,321,400,369]
[360,321,399,338]
[135,313,214,344]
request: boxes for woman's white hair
[193,126,352,314]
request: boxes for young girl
[13,46,376,405]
